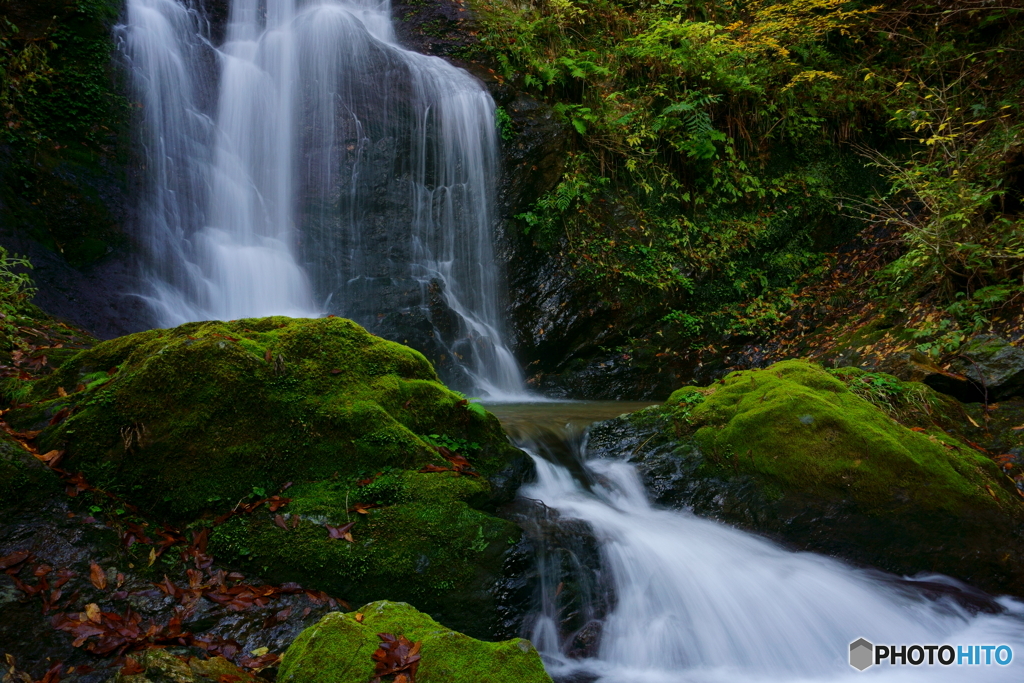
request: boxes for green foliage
[0,0,129,262]
[476,0,1024,342]
[495,105,516,141]
[0,247,37,350]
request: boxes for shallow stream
[486,401,1024,682]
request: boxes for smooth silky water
[487,402,1024,682]
[120,0,522,397]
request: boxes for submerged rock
[6,317,532,637]
[587,360,1024,595]
[278,600,552,683]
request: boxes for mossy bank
[587,360,1024,595]
[6,316,532,636]
[279,600,552,683]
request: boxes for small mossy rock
[111,650,264,683]
[14,317,521,520]
[278,601,552,683]
[589,360,1024,595]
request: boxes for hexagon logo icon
[850,638,874,671]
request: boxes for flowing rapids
[120,0,522,396]
[496,406,1024,683]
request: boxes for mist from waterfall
[120,0,523,397]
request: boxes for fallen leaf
[274,514,290,531]
[355,612,364,623]
[57,386,67,398]
[89,562,107,590]
[326,522,355,541]
[85,603,101,623]
[120,658,144,675]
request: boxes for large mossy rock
[587,360,1024,595]
[9,317,530,636]
[278,601,552,683]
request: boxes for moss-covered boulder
[0,430,61,511]
[278,601,552,683]
[8,317,530,636]
[587,360,1024,595]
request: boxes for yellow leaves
[84,603,101,624]
[782,69,842,92]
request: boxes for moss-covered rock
[112,650,264,683]
[278,601,552,683]
[587,360,1024,595]
[9,317,530,636]
[14,316,521,519]
[0,430,61,511]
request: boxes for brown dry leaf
[264,348,273,362]
[355,612,364,623]
[147,547,157,567]
[966,414,980,428]
[35,450,63,466]
[88,562,107,590]
[84,603,101,623]
[1012,424,1024,431]
[57,386,68,398]
[986,485,998,500]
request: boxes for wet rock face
[585,361,1024,597]
[924,334,1024,402]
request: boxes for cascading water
[509,418,1024,683]
[120,0,523,396]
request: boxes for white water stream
[520,436,1024,682]
[121,0,523,396]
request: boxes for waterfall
[120,0,523,396]
[519,434,1024,682]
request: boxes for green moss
[209,470,519,636]
[278,601,552,683]
[15,317,519,521]
[672,360,1017,516]
[0,430,60,508]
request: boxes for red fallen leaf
[263,605,292,628]
[34,564,53,577]
[49,407,70,426]
[106,367,118,376]
[218,676,242,683]
[238,652,281,670]
[38,661,63,683]
[329,368,342,375]
[291,514,301,530]
[120,658,144,675]
[89,562,107,590]
[264,348,273,362]
[266,495,291,512]
[325,522,355,541]
[64,472,91,497]
[279,582,303,594]
[909,426,926,432]
[53,568,74,590]
[0,550,32,571]
[371,633,422,682]
[418,464,451,474]
[273,514,290,530]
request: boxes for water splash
[121,0,524,396]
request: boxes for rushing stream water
[121,0,521,396]
[488,402,1024,682]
